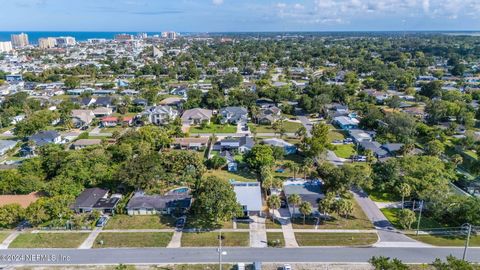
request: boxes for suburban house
[216,136,255,153]
[94,96,114,108]
[328,104,350,117]
[72,97,96,107]
[71,139,102,150]
[348,129,373,143]
[0,140,17,156]
[283,180,324,217]
[220,150,238,172]
[257,106,282,125]
[219,107,248,124]
[71,188,120,214]
[172,137,209,150]
[93,107,113,117]
[101,116,119,127]
[262,138,297,155]
[382,143,405,157]
[181,108,213,125]
[359,141,388,158]
[159,97,184,108]
[334,116,360,130]
[126,191,192,215]
[29,130,62,146]
[71,110,95,128]
[143,105,179,125]
[133,98,148,107]
[231,182,263,216]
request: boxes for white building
[0,42,13,53]
[38,38,57,49]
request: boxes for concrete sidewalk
[78,227,102,249]
[167,229,182,248]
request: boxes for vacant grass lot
[333,144,356,158]
[10,233,89,248]
[328,129,346,142]
[292,200,373,230]
[204,169,257,182]
[235,220,250,229]
[367,189,399,202]
[189,124,237,134]
[295,233,378,246]
[410,234,480,247]
[93,232,173,248]
[381,208,444,230]
[104,215,175,230]
[267,232,285,247]
[265,218,283,229]
[248,122,303,133]
[181,232,249,247]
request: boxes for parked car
[283,264,292,270]
[96,216,109,227]
[175,217,186,228]
[280,199,287,208]
[237,263,245,270]
[351,155,367,162]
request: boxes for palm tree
[301,158,314,181]
[336,199,354,219]
[318,192,335,216]
[267,195,281,222]
[299,201,312,225]
[288,194,301,219]
[284,161,299,180]
[397,183,411,209]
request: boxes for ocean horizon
[1,30,480,43]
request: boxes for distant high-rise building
[38,37,57,49]
[115,34,134,41]
[55,36,76,46]
[87,38,107,44]
[11,33,29,48]
[166,32,177,40]
[136,33,147,39]
[0,41,13,53]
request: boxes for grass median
[295,232,378,246]
[267,232,285,247]
[181,232,249,247]
[409,234,480,247]
[9,233,89,248]
[93,232,173,248]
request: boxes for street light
[415,200,424,236]
[218,230,227,270]
[462,223,472,261]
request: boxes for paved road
[0,247,479,265]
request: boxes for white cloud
[212,0,223,5]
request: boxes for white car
[237,263,245,270]
[283,264,292,270]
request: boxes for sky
[0,0,479,32]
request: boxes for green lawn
[104,215,176,230]
[248,122,303,133]
[367,189,400,203]
[293,200,373,230]
[204,169,257,182]
[93,232,173,248]
[381,208,444,230]
[235,220,250,229]
[100,127,126,134]
[181,232,249,247]
[410,234,480,247]
[267,232,285,247]
[328,130,346,142]
[295,233,378,246]
[189,124,237,134]
[265,218,283,229]
[9,233,89,248]
[333,144,356,159]
[185,217,234,230]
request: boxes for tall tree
[288,194,301,219]
[267,195,281,222]
[299,201,312,225]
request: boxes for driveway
[297,115,312,137]
[249,216,267,248]
[352,189,430,247]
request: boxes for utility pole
[218,229,222,270]
[416,200,424,236]
[462,223,472,261]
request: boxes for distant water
[0,31,167,43]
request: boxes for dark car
[280,199,287,208]
[96,216,108,227]
[175,217,186,228]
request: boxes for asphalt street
[0,247,479,265]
